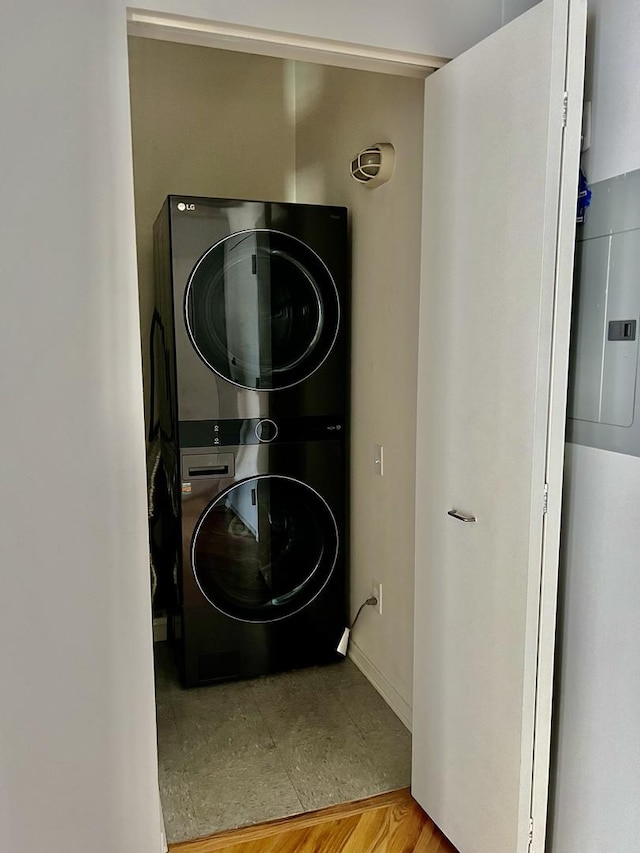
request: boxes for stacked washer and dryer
[152,196,349,686]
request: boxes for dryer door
[184,230,340,390]
[191,475,339,622]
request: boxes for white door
[412,2,585,852]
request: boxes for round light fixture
[350,143,395,188]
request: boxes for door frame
[126,6,443,845]
[529,1,586,844]
[126,8,446,78]
[125,3,579,849]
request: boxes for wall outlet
[372,581,383,615]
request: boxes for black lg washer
[178,432,346,685]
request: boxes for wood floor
[169,788,458,853]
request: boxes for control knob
[255,419,279,443]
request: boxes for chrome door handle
[448,509,477,523]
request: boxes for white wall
[131,0,535,60]
[0,3,159,853]
[295,63,425,725]
[0,1,541,851]
[550,2,640,851]
[503,0,541,25]
[551,446,640,852]
[581,0,640,183]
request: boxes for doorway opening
[126,12,435,845]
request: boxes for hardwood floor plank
[414,820,457,853]
[340,800,424,853]
[226,816,359,853]
[169,788,458,853]
[385,799,431,852]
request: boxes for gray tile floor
[154,643,411,843]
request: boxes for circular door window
[184,230,340,390]
[191,476,339,622]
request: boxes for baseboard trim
[348,640,413,732]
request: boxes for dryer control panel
[179,416,345,448]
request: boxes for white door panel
[412,2,585,852]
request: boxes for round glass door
[191,476,339,622]
[184,230,340,390]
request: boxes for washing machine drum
[191,476,339,622]
[184,230,340,390]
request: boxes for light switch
[608,319,637,341]
[373,444,384,476]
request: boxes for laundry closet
[128,34,425,844]
[127,2,585,849]
[4,0,594,851]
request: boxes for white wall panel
[502,0,541,24]
[582,0,640,183]
[0,2,159,852]
[551,445,640,853]
[131,0,505,59]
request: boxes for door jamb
[124,7,444,847]
[529,2,586,850]
[126,7,445,78]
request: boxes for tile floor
[154,643,412,843]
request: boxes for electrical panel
[567,168,640,457]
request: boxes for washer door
[191,476,339,622]
[184,230,340,390]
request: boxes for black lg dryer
[153,195,348,425]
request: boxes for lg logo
[177,202,196,212]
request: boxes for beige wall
[128,42,423,720]
[128,38,296,432]
[295,63,424,721]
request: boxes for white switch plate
[372,581,383,615]
[373,444,384,476]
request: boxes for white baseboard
[159,792,168,853]
[348,640,413,732]
[153,616,167,643]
